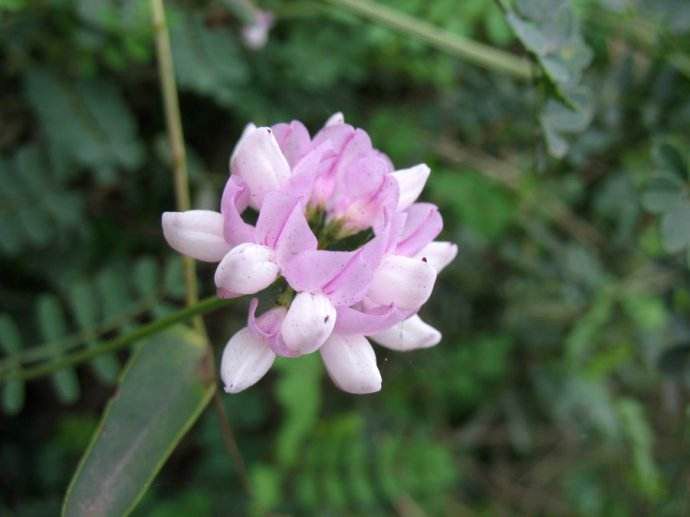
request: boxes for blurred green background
[2,0,690,515]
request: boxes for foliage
[2,0,690,515]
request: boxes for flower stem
[1,296,233,382]
[323,0,535,80]
[151,0,202,328]
[151,0,251,495]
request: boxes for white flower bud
[367,255,437,310]
[161,210,230,262]
[221,328,275,393]
[230,127,291,208]
[214,243,279,295]
[320,333,381,394]
[280,292,336,355]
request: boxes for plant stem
[323,0,534,80]
[212,392,253,495]
[151,0,252,496]
[151,0,202,327]
[1,296,233,382]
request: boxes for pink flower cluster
[162,113,457,394]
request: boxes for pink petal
[320,333,381,394]
[255,191,317,266]
[220,177,255,247]
[369,314,441,351]
[284,140,334,199]
[247,299,296,357]
[161,210,230,262]
[221,327,275,393]
[282,250,354,293]
[395,203,443,257]
[334,303,412,335]
[272,120,311,167]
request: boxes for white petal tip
[214,243,279,295]
[370,315,441,351]
[321,334,382,395]
[280,292,337,355]
[393,164,431,210]
[415,241,458,273]
[161,210,230,262]
[220,328,275,394]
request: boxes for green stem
[0,297,157,374]
[151,0,203,331]
[323,0,534,79]
[1,296,232,383]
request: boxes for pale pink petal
[369,314,441,351]
[230,127,291,208]
[395,203,443,257]
[392,164,430,211]
[221,327,275,393]
[320,333,381,394]
[161,210,230,262]
[284,140,333,199]
[254,191,317,266]
[272,121,311,167]
[229,123,257,165]
[280,292,337,355]
[214,243,279,295]
[282,250,353,293]
[367,255,437,310]
[413,241,458,273]
[220,177,255,246]
[334,304,412,335]
[273,202,318,267]
[321,230,389,307]
[247,298,295,357]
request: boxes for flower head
[162,113,457,394]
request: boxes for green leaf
[503,0,592,157]
[24,68,144,182]
[653,142,688,180]
[37,295,80,404]
[660,200,690,253]
[641,177,685,214]
[62,327,215,517]
[169,9,249,107]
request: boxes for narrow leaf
[62,327,215,517]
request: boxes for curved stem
[323,0,534,79]
[1,296,233,382]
